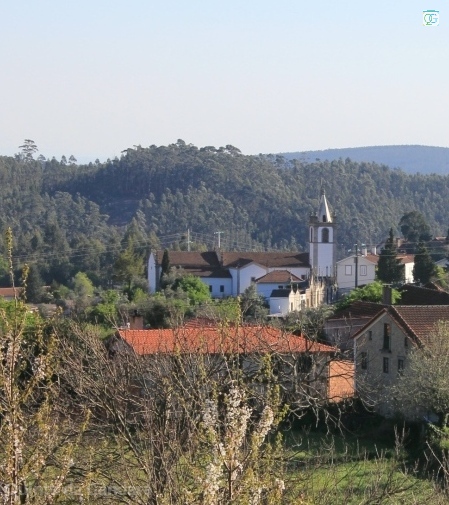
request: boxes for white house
[254,270,304,300]
[336,253,378,295]
[336,251,415,295]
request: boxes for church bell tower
[308,188,336,278]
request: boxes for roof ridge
[389,306,422,346]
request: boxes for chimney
[130,310,144,330]
[382,285,392,305]
[371,246,377,256]
[361,246,367,256]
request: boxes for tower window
[323,215,327,222]
[322,228,329,243]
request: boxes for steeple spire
[317,187,332,223]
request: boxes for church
[148,189,337,314]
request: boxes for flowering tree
[192,384,284,505]
[0,230,88,504]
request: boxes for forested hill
[281,145,449,175]
[2,140,449,286]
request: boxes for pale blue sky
[1,1,447,162]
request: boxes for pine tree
[377,228,404,284]
[413,241,436,284]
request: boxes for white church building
[148,189,337,314]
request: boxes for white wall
[404,262,414,283]
[337,256,376,291]
[229,264,268,295]
[269,297,290,315]
[202,278,233,298]
[257,282,290,299]
[309,225,334,277]
[269,291,305,315]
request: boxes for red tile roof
[363,254,414,265]
[255,270,303,284]
[352,305,449,346]
[391,305,449,345]
[0,287,24,298]
[329,301,385,321]
[153,251,310,282]
[155,251,221,268]
[118,326,335,356]
[221,252,310,269]
[399,284,449,305]
[363,254,380,265]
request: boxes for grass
[281,426,448,504]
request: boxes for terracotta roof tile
[362,254,414,265]
[255,270,303,283]
[0,287,24,298]
[363,254,380,265]
[399,284,449,305]
[330,301,385,321]
[155,251,221,268]
[391,305,449,345]
[118,326,335,356]
[352,305,449,346]
[221,252,310,269]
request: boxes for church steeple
[317,188,333,223]
[308,188,336,278]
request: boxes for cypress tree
[413,241,436,284]
[377,228,404,283]
[160,249,171,282]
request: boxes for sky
[1,1,448,163]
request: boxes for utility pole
[187,229,192,252]
[215,231,224,249]
[354,242,359,289]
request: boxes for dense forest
[282,145,449,175]
[2,139,449,287]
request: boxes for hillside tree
[399,211,432,243]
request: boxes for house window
[404,337,408,348]
[398,358,404,374]
[345,265,352,276]
[367,330,372,341]
[383,323,391,351]
[209,285,212,293]
[361,352,368,370]
[360,265,367,276]
[296,355,313,374]
[251,277,256,283]
[220,285,224,293]
[383,357,389,373]
[322,228,329,243]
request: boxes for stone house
[353,305,449,415]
